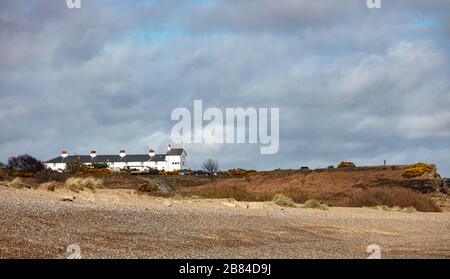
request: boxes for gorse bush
[219,169,258,177]
[7,154,44,173]
[338,161,356,168]
[402,163,435,178]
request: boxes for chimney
[119,149,126,158]
[167,144,172,152]
[149,149,156,157]
[61,150,68,159]
[90,150,97,158]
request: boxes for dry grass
[367,205,417,213]
[176,184,273,202]
[347,187,441,212]
[0,178,32,189]
[39,181,60,191]
[272,194,295,207]
[302,199,329,210]
[65,177,104,193]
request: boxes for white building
[45,144,187,172]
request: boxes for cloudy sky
[1,0,449,175]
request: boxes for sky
[0,0,449,175]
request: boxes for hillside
[177,165,447,210]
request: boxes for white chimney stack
[61,150,68,158]
[119,149,126,158]
[167,144,172,152]
[90,150,97,158]
[149,149,156,157]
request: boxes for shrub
[65,177,104,193]
[137,183,158,193]
[348,187,440,212]
[220,168,258,177]
[92,163,108,169]
[303,199,328,210]
[65,157,83,174]
[272,194,295,207]
[79,167,113,175]
[5,178,31,189]
[0,168,6,179]
[40,181,59,191]
[402,163,435,178]
[179,185,272,201]
[9,171,35,177]
[7,154,44,173]
[35,169,67,183]
[338,161,356,168]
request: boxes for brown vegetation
[137,183,158,193]
[346,187,440,212]
[173,166,443,212]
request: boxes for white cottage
[45,144,187,172]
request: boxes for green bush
[65,157,83,174]
[92,163,108,169]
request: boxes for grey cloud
[0,0,449,176]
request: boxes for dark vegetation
[7,154,44,173]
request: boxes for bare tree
[202,159,219,175]
[7,154,44,173]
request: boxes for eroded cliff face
[187,165,447,196]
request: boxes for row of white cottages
[45,144,187,172]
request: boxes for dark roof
[166,148,186,156]
[45,154,167,164]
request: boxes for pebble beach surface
[1,187,449,259]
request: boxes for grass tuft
[302,199,329,210]
[65,177,104,193]
[272,194,296,207]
